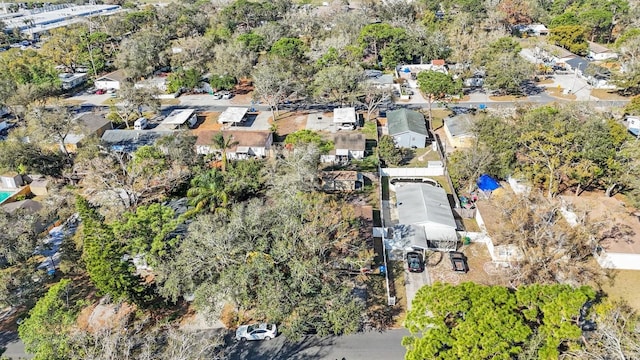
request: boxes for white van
[134,117,149,130]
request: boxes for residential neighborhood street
[222,329,410,360]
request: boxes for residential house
[59,73,87,90]
[396,62,448,89]
[195,130,273,159]
[101,129,175,153]
[321,133,366,163]
[95,69,127,90]
[514,24,549,36]
[387,108,428,148]
[366,73,395,90]
[320,171,364,192]
[444,114,475,148]
[390,183,458,252]
[63,113,112,153]
[588,41,618,61]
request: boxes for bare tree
[251,61,295,121]
[27,105,81,160]
[111,84,160,128]
[361,84,391,121]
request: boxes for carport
[218,107,249,125]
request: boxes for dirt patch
[76,301,137,333]
[271,110,307,137]
[160,98,180,106]
[546,87,577,100]
[591,89,629,101]
[427,243,510,287]
[194,112,222,132]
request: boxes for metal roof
[396,183,456,229]
[3,5,121,33]
[218,107,249,123]
[333,107,356,124]
[159,109,195,127]
[387,109,428,136]
[101,130,174,152]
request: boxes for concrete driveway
[404,262,431,311]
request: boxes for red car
[95,89,106,95]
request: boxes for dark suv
[407,252,424,273]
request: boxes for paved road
[221,329,410,360]
[0,331,32,360]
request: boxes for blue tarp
[477,174,500,191]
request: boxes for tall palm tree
[212,132,238,172]
[186,168,228,215]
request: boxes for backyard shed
[387,109,428,148]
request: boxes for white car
[221,91,233,99]
[338,123,356,131]
[212,92,223,99]
[235,323,277,341]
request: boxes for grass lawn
[405,148,441,167]
[462,218,481,232]
[390,261,408,328]
[601,270,640,311]
[361,121,378,140]
[430,176,453,195]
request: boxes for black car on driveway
[407,251,425,273]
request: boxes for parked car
[235,323,277,341]
[407,252,424,273]
[212,92,223,100]
[95,89,106,95]
[338,123,356,131]
[221,91,233,99]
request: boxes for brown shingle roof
[97,69,128,83]
[331,133,366,151]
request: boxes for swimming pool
[0,190,13,204]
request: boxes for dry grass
[427,244,510,287]
[547,87,577,100]
[102,98,117,106]
[160,98,181,106]
[194,112,222,131]
[535,78,555,85]
[489,95,521,101]
[462,218,481,232]
[601,270,640,311]
[405,148,441,167]
[271,110,307,137]
[591,89,629,101]
[390,261,408,328]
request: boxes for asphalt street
[221,328,410,360]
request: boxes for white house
[390,182,458,252]
[95,69,127,90]
[387,108,429,148]
[588,41,618,61]
[195,130,273,159]
[321,133,366,163]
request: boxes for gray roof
[76,113,111,134]
[566,57,590,73]
[444,114,475,138]
[396,183,456,228]
[101,130,175,152]
[332,133,365,151]
[97,69,128,83]
[2,199,43,214]
[387,109,428,137]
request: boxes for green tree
[112,204,180,267]
[550,25,589,56]
[166,68,202,93]
[358,23,407,66]
[18,279,75,360]
[484,54,533,95]
[417,70,462,121]
[403,282,595,360]
[269,37,307,61]
[210,132,238,173]
[209,74,237,91]
[237,32,266,53]
[76,197,147,304]
[284,129,333,153]
[377,135,403,166]
[186,168,229,214]
[312,65,363,106]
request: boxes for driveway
[404,266,431,311]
